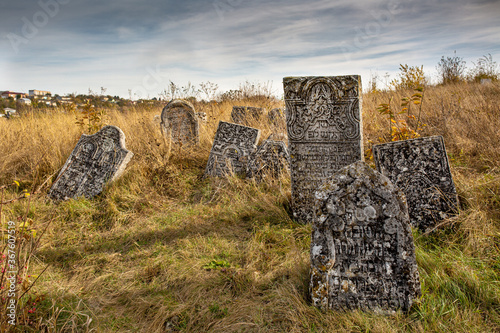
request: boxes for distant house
[29,90,51,99]
[1,91,27,99]
[56,96,73,104]
[18,98,32,105]
[4,108,16,114]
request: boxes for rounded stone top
[163,99,195,112]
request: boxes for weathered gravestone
[284,76,363,223]
[49,126,134,201]
[310,161,421,313]
[204,121,260,177]
[246,137,290,179]
[268,108,285,126]
[231,106,265,125]
[160,99,199,145]
[373,136,458,232]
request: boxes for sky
[1,0,499,99]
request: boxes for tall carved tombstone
[204,121,260,177]
[373,136,458,232]
[311,161,421,313]
[284,76,363,223]
[160,99,199,145]
[231,106,265,126]
[49,126,134,201]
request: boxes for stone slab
[310,161,421,313]
[246,138,290,179]
[284,75,364,223]
[373,136,458,232]
[160,99,199,145]
[231,106,265,125]
[49,125,133,201]
[204,121,260,177]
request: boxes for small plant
[468,54,499,82]
[391,64,427,90]
[202,259,231,270]
[208,303,228,319]
[0,181,49,331]
[376,86,426,142]
[437,51,467,85]
[75,101,107,134]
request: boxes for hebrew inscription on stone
[160,99,199,145]
[49,126,134,201]
[373,136,458,232]
[204,121,260,177]
[231,106,264,125]
[284,75,363,223]
[246,138,290,179]
[311,161,421,313]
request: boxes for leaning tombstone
[373,136,458,232]
[48,126,134,201]
[231,106,265,125]
[310,161,421,313]
[284,75,363,223]
[246,137,290,179]
[204,121,260,177]
[160,99,199,145]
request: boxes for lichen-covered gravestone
[204,121,260,177]
[311,161,421,313]
[231,106,264,125]
[246,138,290,179]
[284,76,363,223]
[268,108,285,125]
[373,136,458,232]
[160,99,199,145]
[49,126,133,201]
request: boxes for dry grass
[0,82,499,332]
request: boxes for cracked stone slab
[204,121,260,177]
[246,138,290,180]
[311,161,421,313]
[49,126,133,201]
[373,136,458,232]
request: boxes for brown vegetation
[0,81,499,332]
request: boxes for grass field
[1,81,499,332]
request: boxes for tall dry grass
[0,81,499,332]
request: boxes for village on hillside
[0,89,162,118]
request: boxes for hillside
[1,82,499,332]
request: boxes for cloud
[1,0,499,97]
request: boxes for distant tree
[437,51,466,84]
[468,54,499,82]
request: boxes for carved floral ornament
[284,77,360,141]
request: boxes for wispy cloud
[1,0,499,97]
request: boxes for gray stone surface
[284,76,364,224]
[160,99,199,145]
[268,108,285,126]
[204,121,260,177]
[231,106,265,125]
[311,161,421,313]
[49,126,133,201]
[373,136,458,232]
[246,138,290,179]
